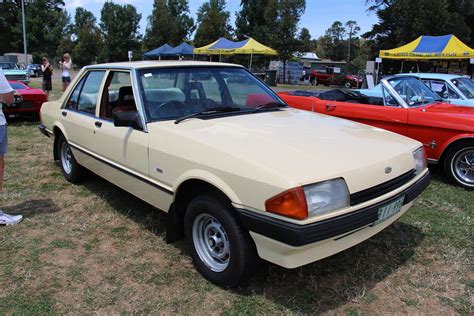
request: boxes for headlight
[304,178,350,217]
[413,147,427,174]
[265,178,350,220]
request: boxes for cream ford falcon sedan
[39,61,430,287]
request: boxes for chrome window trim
[131,68,149,133]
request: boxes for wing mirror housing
[113,111,143,130]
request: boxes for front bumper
[237,170,430,268]
[38,124,53,137]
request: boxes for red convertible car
[278,76,474,189]
[5,81,47,120]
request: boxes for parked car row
[39,61,431,287]
[279,75,474,189]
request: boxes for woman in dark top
[41,57,53,97]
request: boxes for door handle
[326,104,336,111]
[94,121,102,128]
[61,111,67,117]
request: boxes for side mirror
[113,111,143,130]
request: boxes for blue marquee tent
[143,43,174,59]
[160,42,195,57]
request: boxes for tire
[184,194,258,287]
[344,81,352,89]
[443,140,474,189]
[56,134,84,183]
[310,77,317,86]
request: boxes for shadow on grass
[79,173,424,314]
[233,221,424,313]
[6,198,60,218]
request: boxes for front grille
[18,101,34,109]
[350,169,416,206]
[6,74,26,81]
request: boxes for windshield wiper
[252,101,285,113]
[174,106,240,124]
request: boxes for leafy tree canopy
[100,1,141,62]
[143,0,195,50]
[194,0,232,47]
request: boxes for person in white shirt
[59,53,72,91]
[0,69,23,225]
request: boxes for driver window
[447,86,460,99]
[100,71,137,120]
[429,80,448,98]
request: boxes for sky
[65,0,379,39]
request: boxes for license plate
[376,196,404,224]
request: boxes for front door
[93,70,149,177]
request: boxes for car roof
[396,73,463,80]
[85,60,244,70]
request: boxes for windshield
[451,78,474,99]
[386,77,442,107]
[0,62,18,70]
[137,67,285,122]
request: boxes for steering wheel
[150,100,186,119]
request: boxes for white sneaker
[0,211,23,226]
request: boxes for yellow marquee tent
[379,34,474,59]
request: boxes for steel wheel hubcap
[452,148,474,186]
[192,213,230,272]
[60,142,73,174]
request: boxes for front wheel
[184,194,257,287]
[57,134,84,183]
[443,141,474,189]
[310,77,317,86]
[344,81,352,89]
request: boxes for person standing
[0,69,23,225]
[59,53,72,91]
[41,57,53,97]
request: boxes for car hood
[414,102,474,132]
[149,108,420,194]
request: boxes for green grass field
[0,79,472,314]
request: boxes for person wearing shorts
[0,69,22,225]
[59,53,72,91]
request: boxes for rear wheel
[57,134,84,183]
[344,81,352,89]
[184,194,257,287]
[310,77,317,86]
[443,141,474,189]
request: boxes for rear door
[61,70,106,152]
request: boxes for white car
[39,61,430,287]
[359,73,474,107]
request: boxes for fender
[436,134,474,162]
[173,169,242,205]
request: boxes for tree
[297,27,312,53]
[74,7,96,33]
[345,20,360,62]
[7,0,70,59]
[323,21,347,61]
[73,8,102,66]
[0,1,20,55]
[143,0,194,49]
[100,2,141,62]
[193,0,232,47]
[365,0,474,55]
[235,0,270,42]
